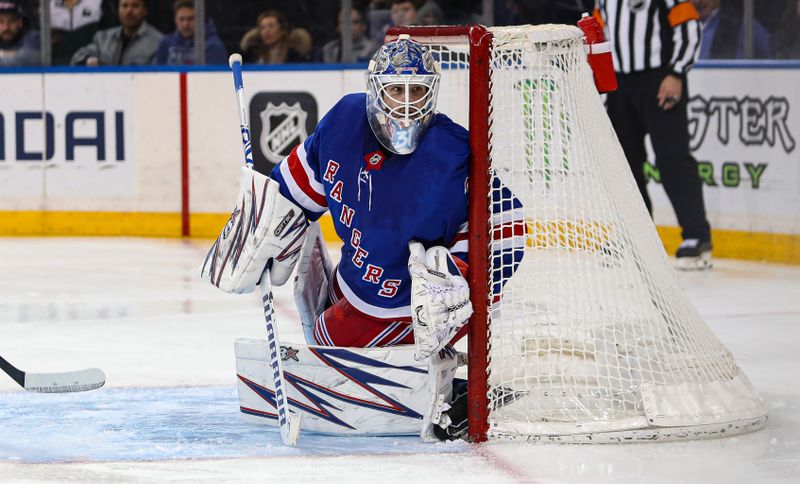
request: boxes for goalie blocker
[201,166,309,293]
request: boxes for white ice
[0,237,798,483]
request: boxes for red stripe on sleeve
[286,146,328,208]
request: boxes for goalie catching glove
[408,241,473,361]
[201,166,308,293]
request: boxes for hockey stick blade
[1,355,106,393]
[25,368,106,393]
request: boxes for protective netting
[406,25,766,442]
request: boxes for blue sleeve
[444,173,524,297]
[445,178,469,266]
[490,175,525,297]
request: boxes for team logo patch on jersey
[259,102,308,164]
[364,150,386,171]
[628,0,646,12]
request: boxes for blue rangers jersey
[271,93,523,320]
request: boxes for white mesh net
[405,24,767,442]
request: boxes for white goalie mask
[366,35,440,155]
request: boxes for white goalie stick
[228,53,301,446]
[0,354,105,393]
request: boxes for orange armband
[668,2,700,27]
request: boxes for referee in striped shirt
[597,0,712,269]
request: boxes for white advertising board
[189,69,357,214]
[0,66,797,248]
[649,67,800,235]
[0,72,180,213]
[0,74,44,208]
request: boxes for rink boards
[0,64,798,263]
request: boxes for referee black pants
[606,68,711,242]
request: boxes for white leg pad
[235,338,458,436]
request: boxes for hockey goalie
[202,36,524,441]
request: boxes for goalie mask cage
[387,25,767,443]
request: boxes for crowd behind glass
[0,0,798,68]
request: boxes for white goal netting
[406,24,767,442]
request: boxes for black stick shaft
[0,355,25,387]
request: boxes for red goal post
[387,25,494,442]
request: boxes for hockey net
[387,25,767,442]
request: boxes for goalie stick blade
[23,368,106,393]
[282,413,301,446]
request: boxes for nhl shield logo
[364,150,386,171]
[259,102,308,163]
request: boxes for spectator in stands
[71,0,162,66]
[0,0,39,66]
[155,0,226,65]
[775,0,800,58]
[390,0,419,26]
[320,7,378,63]
[366,0,392,45]
[694,0,773,59]
[368,0,419,46]
[417,1,444,25]
[50,0,117,65]
[240,10,311,64]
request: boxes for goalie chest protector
[271,93,470,319]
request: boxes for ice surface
[0,386,463,463]
[1,237,798,483]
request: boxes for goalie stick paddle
[228,53,301,446]
[0,354,105,393]
[259,270,301,446]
